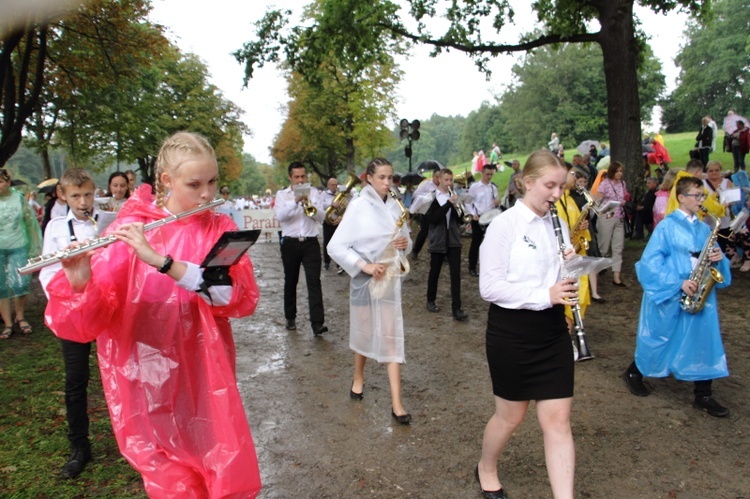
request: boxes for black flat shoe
[469,269,479,277]
[474,465,508,499]
[391,410,412,425]
[622,369,649,397]
[591,296,606,303]
[350,384,363,401]
[312,323,328,336]
[612,281,627,287]
[285,319,296,331]
[426,301,439,313]
[693,396,729,417]
[453,309,469,321]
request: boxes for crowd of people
[1,123,747,498]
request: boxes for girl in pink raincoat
[45,132,262,498]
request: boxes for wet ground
[235,234,749,498]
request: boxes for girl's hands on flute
[113,223,162,268]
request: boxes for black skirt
[486,303,574,401]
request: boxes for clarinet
[548,203,595,362]
[17,199,225,275]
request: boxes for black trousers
[427,247,462,312]
[413,215,429,257]
[61,339,92,450]
[322,223,337,266]
[627,361,712,397]
[468,220,484,271]
[281,237,325,324]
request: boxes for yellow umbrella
[37,178,58,188]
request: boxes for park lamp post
[399,118,420,172]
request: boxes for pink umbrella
[722,113,750,134]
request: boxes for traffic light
[399,119,420,170]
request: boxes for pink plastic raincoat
[45,186,261,498]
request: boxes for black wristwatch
[158,255,174,274]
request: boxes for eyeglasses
[682,193,706,200]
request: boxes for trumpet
[293,183,317,217]
[302,198,317,217]
[448,187,474,224]
[17,199,224,275]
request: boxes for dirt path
[235,237,749,498]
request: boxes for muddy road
[235,235,749,498]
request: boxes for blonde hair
[706,160,722,172]
[658,169,678,191]
[516,150,565,195]
[154,132,216,207]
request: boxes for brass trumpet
[302,198,317,217]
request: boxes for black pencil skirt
[486,303,574,401]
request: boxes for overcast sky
[149,1,689,164]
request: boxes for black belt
[284,236,317,241]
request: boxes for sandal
[15,319,32,335]
[0,325,11,340]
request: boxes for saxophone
[680,209,725,313]
[570,186,600,252]
[368,190,410,299]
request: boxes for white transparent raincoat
[327,184,412,363]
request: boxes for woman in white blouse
[475,150,576,499]
[327,158,413,425]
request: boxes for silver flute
[17,199,224,275]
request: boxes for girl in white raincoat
[327,158,414,424]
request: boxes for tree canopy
[661,0,749,132]
[235,0,405,179]
[237,0,709,193]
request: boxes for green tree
[228,153,269,197]
[1,0,161,172]
[237,0,708,197]
[59,46,248,185]
[235,0,404,180]
[662,0,749,132]
[458,102,507,163]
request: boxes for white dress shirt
[479,200,571,310]
[274,185,325,237]
[467,180,498,216]
[40,210,99,296]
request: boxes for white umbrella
[576,140,600,156]
[722,114,749,134]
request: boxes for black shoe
[693,396,729,417]
[612,280,627,287]
[391,410,412,425]
[312,323,328,336]
[350,384,364,401]
[61,447,91,479]
[337,266,345,275]
[285,319,296,331]
[591,296,606,303]
[324,262,330,270]
[470,269,479,277]
[474,465,508,499]
[453,309,469,321]
[426,301,439,313]
[622,369,649,397]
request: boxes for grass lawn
[0,281,145,498]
